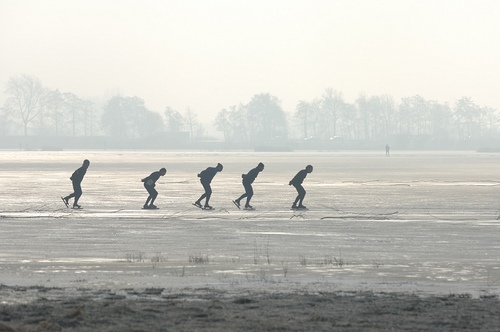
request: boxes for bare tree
[295,101,310,139]
[214,108,230,141]
[101,95,162,138]
[454,97,481,139]
[63,92,86,137]
[5,75,46,136]
[0,105,13,136]
[428,101,452,139]
[81,99,96,136]
[184,107,198,140]
[164,107,184,132]
[246,93,287,143]
[321,88,345,139]
[45,90,65,136]
[481,106,498,137]
[339,102,357,140]
[294,100,320,139]
[356,94,370,140]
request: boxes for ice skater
[289,165,313,209]
[62,159,90,209]
[233,162,265,210]
[141,167,167,209]
[385,144,390,157]
[193,163,223,210]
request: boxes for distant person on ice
[233,162,265,210]
[61,159,90,209]
[289,165,313,209]
[193,163,223,210]
[141,167,167,209]
[385,144,390,157]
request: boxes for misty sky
[1,0,499,122]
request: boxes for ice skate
[232,200,241,209]
[61,197,69,208]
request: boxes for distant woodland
[1,74,499,151]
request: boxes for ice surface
[0,150,499,297]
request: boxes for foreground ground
[1,285,500,331]
[1,151,499,330]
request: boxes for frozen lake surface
[1,150,499,298]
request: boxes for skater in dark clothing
[289,165,313,209]
[233,162,265,209]
[193,163,223,209]
[141,168,167,209]
[62,159,90,209]
[385,144,390,157]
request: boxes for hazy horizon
[1,0,499,122]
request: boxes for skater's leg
[144,184,151,206]
[202,182,212,207]
[292,184,305,207]
[149,188,158,205]
[236,193,247,203]
[74,192,82,206]
[72,182,82,207]
[194,180,206,206]
[65,187,76,202]
[193,195,203,208]
[244,182,253,207]
[297,185,306,207]
[235,180,248,204]
[145,184,157,206]
[63,195,71,204]
[195,194,205,204]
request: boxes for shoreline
[1,284,499,331]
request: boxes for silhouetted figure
[62,159,90,209]
[289,165,313,209]
[385,144,390,157]
[233,162,265,209]
[194,163,223,209]
[141,168,167,209]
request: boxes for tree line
[2,74,499,149]
[0,75,204,140]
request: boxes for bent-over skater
[289,165,313,209]
[194,163,223,209]
[62,159,90,209]
[142,167,167,209]
[233,162,265,209]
